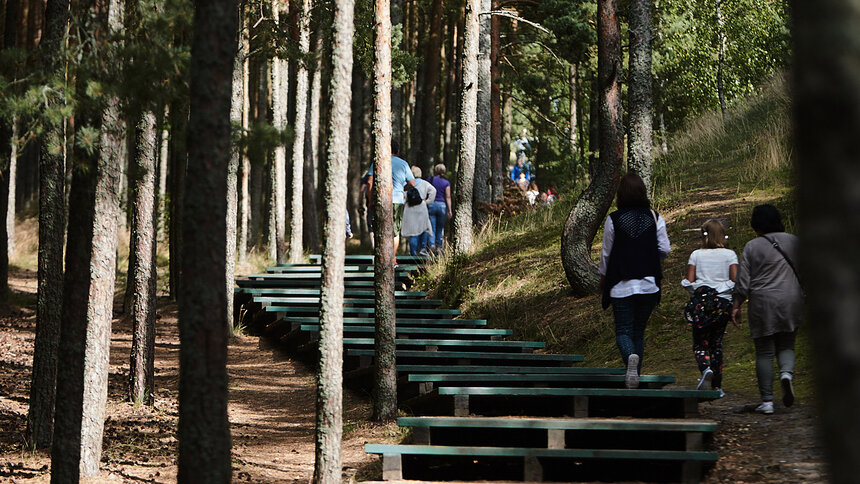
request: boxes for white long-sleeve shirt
[598,211,671,298]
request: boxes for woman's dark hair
[750,204,785,234]
[616,172,650,209]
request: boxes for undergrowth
[419,75,812,404]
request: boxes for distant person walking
[681,219,738,396]
[599,173,670,389]
[510,158,531,182]
[401,166,436,256]
[427,164,452,253]
[367,140,415,263]
[732,204,802,415]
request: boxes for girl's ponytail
[701,219,728,249]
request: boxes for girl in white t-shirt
[681,219,738,395]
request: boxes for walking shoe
[697,368,714,390]
[781,375,795,407]
[625,354,640,389]
[716,389,726,398]
[755,401,774,414]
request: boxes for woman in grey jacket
[732,204,803,415]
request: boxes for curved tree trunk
[473,0,492,217]
[129,111,158,405]
[452,0,480,255]
[176,0,237,481]
[793,1,860,481]
[289,0,312,263]
[371,0,397,423]
[313,0,354,481]
[560,0,624,296]
[627,0,653,193]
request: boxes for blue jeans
[611,293,659,371]
[428,201,447,248]
[408,233,429,255]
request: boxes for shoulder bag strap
[762,235,803,287]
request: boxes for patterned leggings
[692,320,728,388]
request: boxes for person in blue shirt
[367,140,415,263]
[510,157,531,182]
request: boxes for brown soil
[0,265,826,483]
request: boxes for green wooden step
[235,279,374,288]
[247,271,411,280]
[341,338,544,349]
[235,288,426,298]
[365,444,717,462]
[266,264,419,273]
[301,326,506,337]
[396,365,623,374]
[309,254,429,263]
[253,296,442,307]
[347,348,583,363]
[396,416,715,432]
[286,317,488,327]
[406,373,674,385]
[265,306,460,317]
[437,386,721,399]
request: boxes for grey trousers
[753,330,797,402]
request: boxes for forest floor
[0,260,829,483]
[0,267,395,483]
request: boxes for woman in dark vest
[599,173,671,388]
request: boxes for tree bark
[627,0,653,193]
[129,111,158,405]
[227,1,244,332]
[168,101,188,299]
[390,0,403,142]
[560,0,624,296]
[313,0,354,480]
[238,4,251,265]
[473,0,492,215]
[715,0,727,115]
[452,0,479,255]
[793,1,860,482]
[157,107,169,241]
[52,3,124,477]
[489,3,503,201]
[371,0,397,423]
[270,0,287,264]
[418,0,443,171]
[289,0,312,263]
[569,63,579,172]
[28,0,68,450]
[303,31,323,252]
[6,118,16,260]
[177,0,236,481]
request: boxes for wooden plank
[363,444,719,462]
[405,373,674,385]
[234,287,427,298]
[347,349,583,363]
[246,272,411,280]
[253,296,442,307]
[309,254,429,263]
[267,264,419,272]
[264,306,461,317]
[290,318,489,327]
[395,417,716,433]
[342,338,545,349]
[436,386,722,400]
[235,279,374,288]
[304,326,508,337]
[395,365,623,374]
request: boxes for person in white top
[681,219,738,396]
[598,173,671,389]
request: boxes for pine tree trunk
[715,0,727,115]
[129,111,158,405]
[289,0,312,263]
[168,101,188,299]
[303,30,323,251]
[452,0,479,255]
[371,0,397,423]
[793,2,860,481]
[238,6,251,265]
[227,2,244,332]
[177,0,236,481]
[6,118,16,259]
[28,0,68,450]
[270,0,287,264]
[501,93,512,178]
[588,70,599,178]
[569,63,579,168]
[490,5,503,201]
[157,107,169,241]
[627,0,653,193]
[52,4,125,476]
[473,0,492,215]
[560,0,624,296]
[313,0,354,480]
[390,0,403,141]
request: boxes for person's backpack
[406,185,423,206]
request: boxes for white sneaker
[716,389,726,398]
[697,368,714,390]
[755,401,774,414]
[781,375,795,407]
[625,354,640,389]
